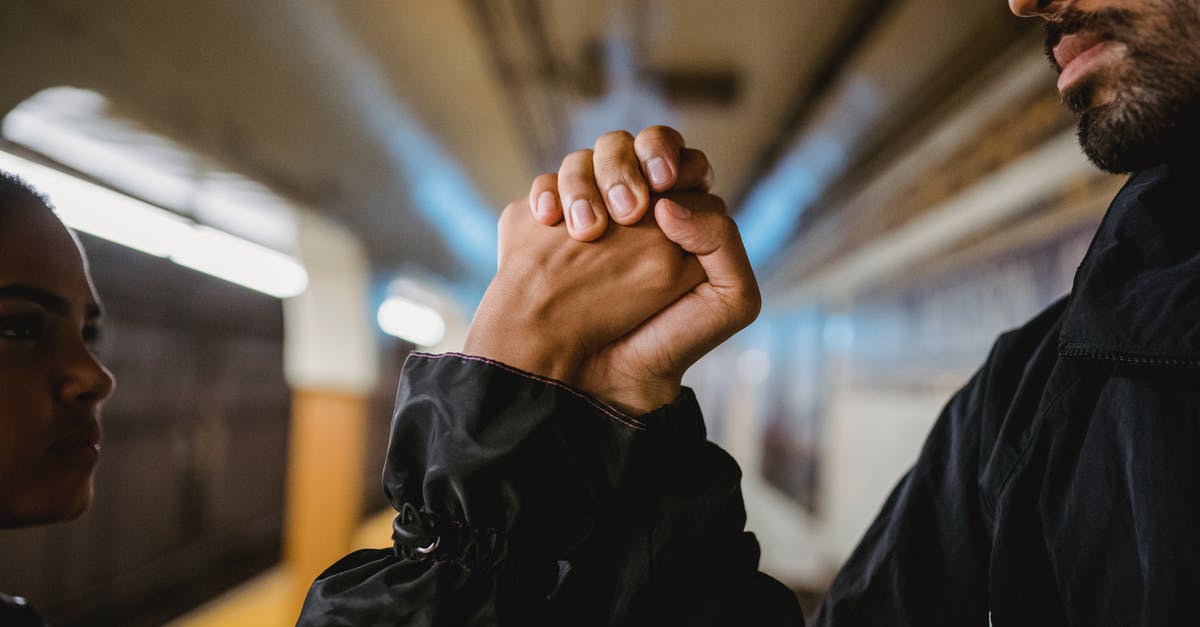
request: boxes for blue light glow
[736,77,882,271]
[297,2,499,295]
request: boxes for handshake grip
[465,193,758,416]
[466,127,760,415]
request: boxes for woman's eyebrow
[0,284,72,315]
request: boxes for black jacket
[297,352,801,626]
[817,159,1200,626]
[298,161,1200,626]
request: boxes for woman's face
[0,199,114,528]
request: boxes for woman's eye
[0,314,44,341]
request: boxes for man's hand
[532,127,761,414]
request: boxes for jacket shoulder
[971,296,1084,519]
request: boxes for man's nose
[1009,0,1065,18]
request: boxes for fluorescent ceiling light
[173,225,309,298]
[0,150,308,299]
[3,87,299,254]
[376,296,446,347]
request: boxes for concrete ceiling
[0,0,1036,286]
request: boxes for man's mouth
[1053,32,1115,92]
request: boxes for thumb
[654,197,760,301]
[633,196,761,373]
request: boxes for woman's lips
[1055,33,1115,92]
[48,440,100,467]
[49,423,102,467]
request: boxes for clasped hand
[464,127,761,415]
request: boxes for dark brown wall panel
[0,233,291,626]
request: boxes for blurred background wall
[0,0,1123,623]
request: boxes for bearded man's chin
[1076,98,1194,174]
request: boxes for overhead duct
[734,0,1030,271]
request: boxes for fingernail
[536,191,557,217]
[665,199,691,220]
[570,199,596,230]
[647,157,671,187]
[608,184,637,219]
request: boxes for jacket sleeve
[296,351,804,626]
[296,351,653,625]
[547,387,806,627]
[812,369,993,626]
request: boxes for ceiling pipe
[734,0,1030,272]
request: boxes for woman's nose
[60,347,116,408]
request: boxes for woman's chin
[0,479,95,529]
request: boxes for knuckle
[744,288,763,322]
[730,283,762,325]
[497,202,521,238]
[499,200,524,225]
[593,151,637,178]
[640,124,683,145]
[500,200,522,220]
[559,149,595,173]
[712,214,738,242]
[594,129,634,151]
[708,194,729,215]
[681,148,710,170]
[532,172,557,189]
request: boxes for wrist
[461,338,581,383]
[464,296,584,382]
[590,377,682,416]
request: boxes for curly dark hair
[0,170,53,213]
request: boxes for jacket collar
[1059,159,1200,365]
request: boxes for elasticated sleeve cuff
[298,351,708,626]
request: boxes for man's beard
[1045,3,1200,173]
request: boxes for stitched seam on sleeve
[410,352,649,431]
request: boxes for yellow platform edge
[167,509,395,627]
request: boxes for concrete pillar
[281,210,377,616]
